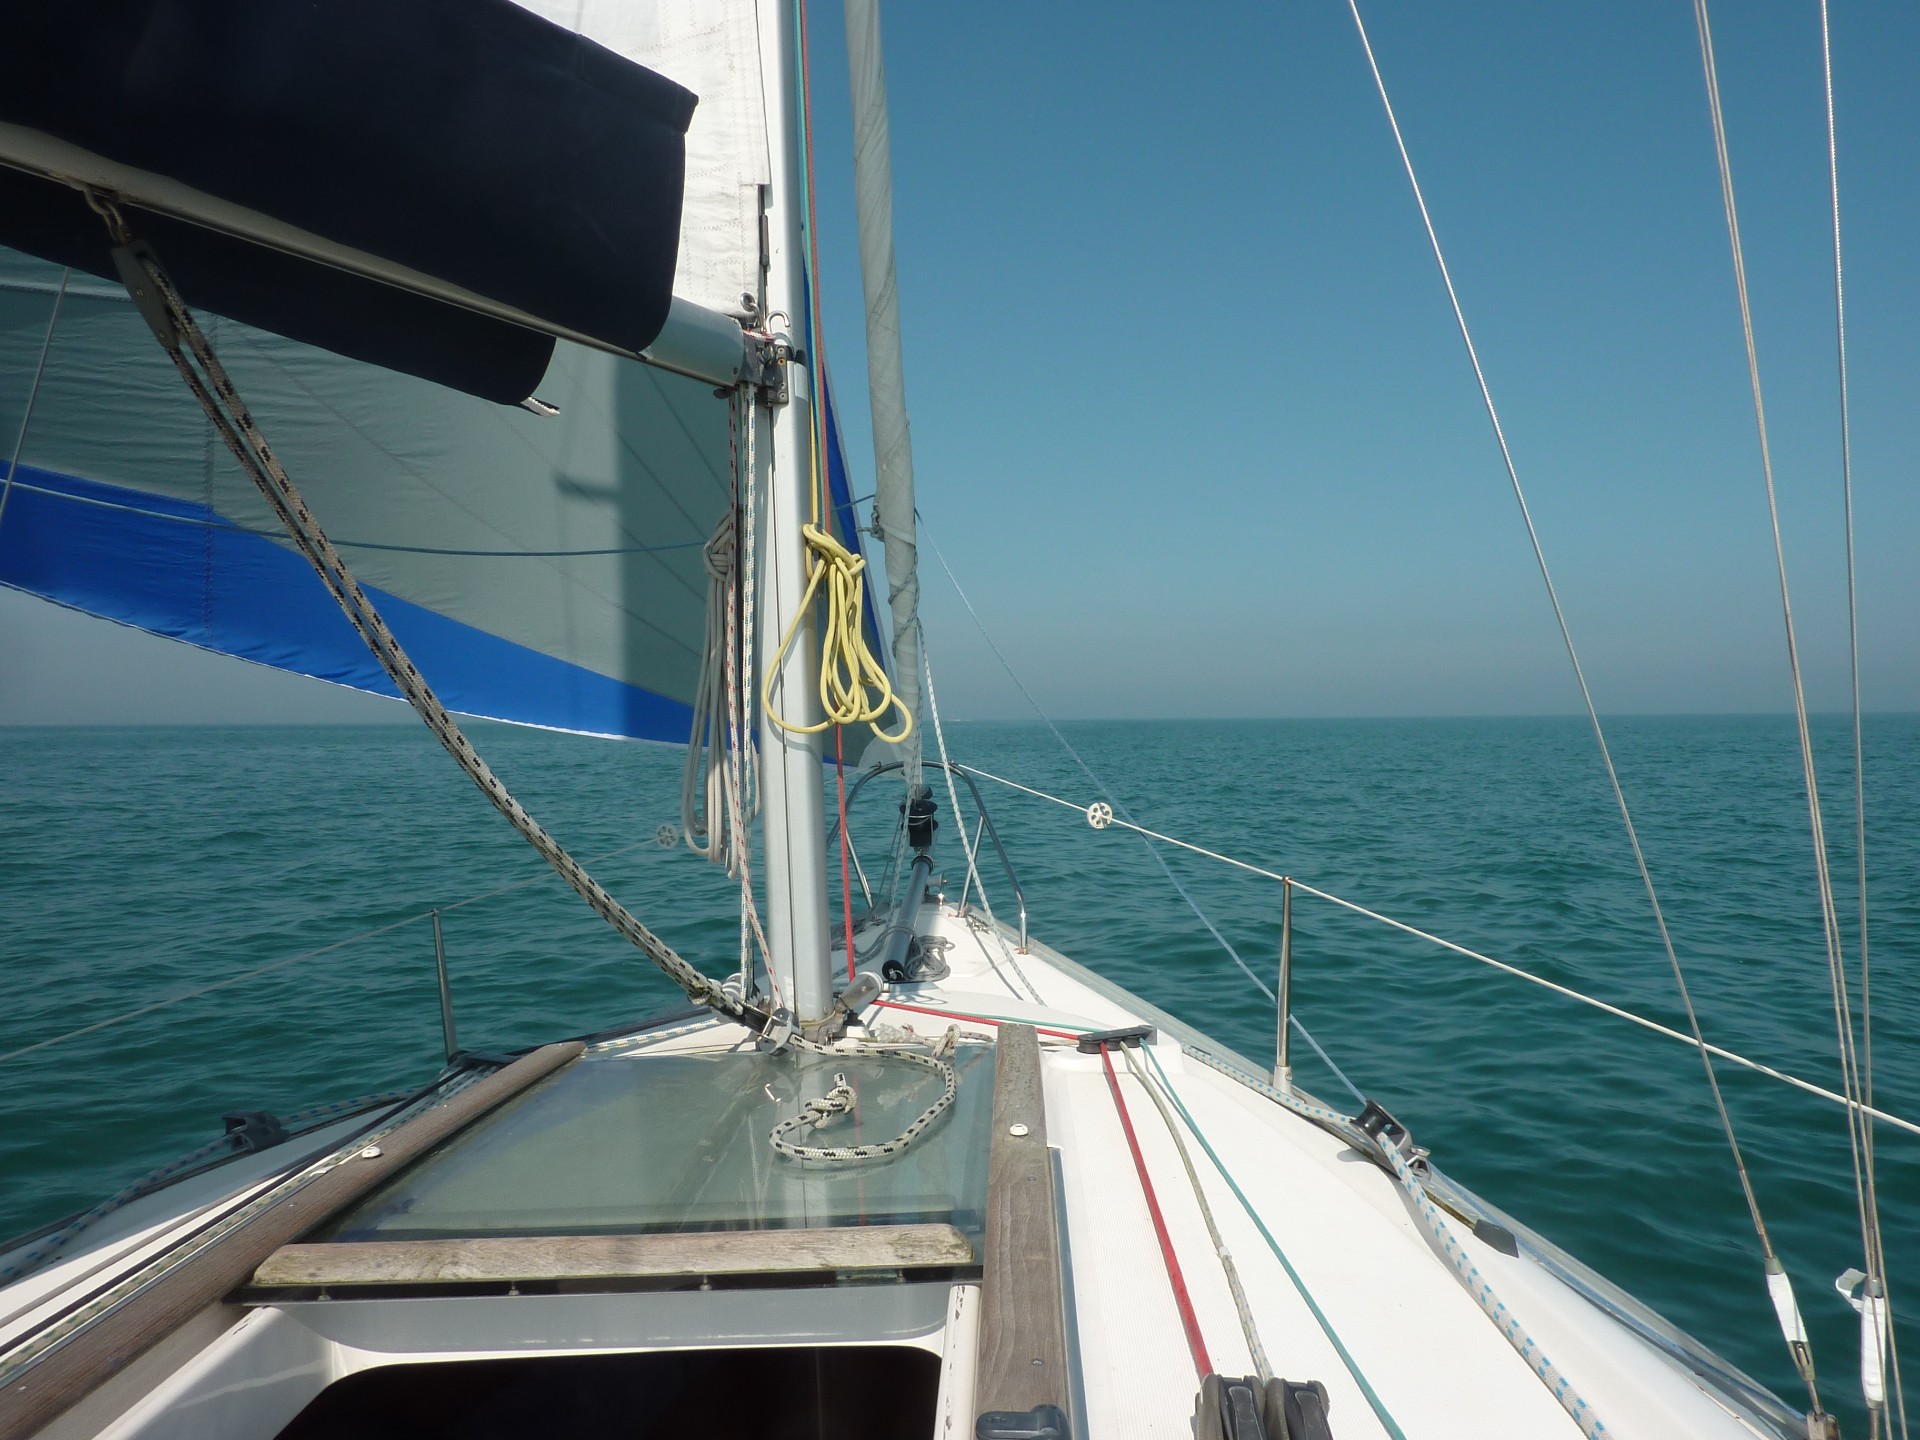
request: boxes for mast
[756,0,833,1023]
[843,0,924,793]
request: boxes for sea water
[1,716,1913,1432]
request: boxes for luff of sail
[843,0,925,789]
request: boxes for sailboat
[0,1,1895,1437]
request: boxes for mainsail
[0,0,887,746]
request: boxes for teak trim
[251,1223,974,1289]
[0,1041,582,1440]
[975,1023,1070,1419]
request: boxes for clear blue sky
[4,0,1916,721]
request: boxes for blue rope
[1139,1044,1410,1439]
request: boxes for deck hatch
[317,1045,995,1246]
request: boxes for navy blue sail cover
[0,0,698,402]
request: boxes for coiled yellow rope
[764,522,912,740]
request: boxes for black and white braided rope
[105,220,739,1022]
[109,217,966,1172]
[769,1035,959,1164]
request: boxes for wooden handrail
[0,1041,583,1440]
[975,1023,1069,1420]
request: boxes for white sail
[0,0,894,745]
[516,0,773,320]
[0,247,738,739]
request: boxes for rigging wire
[1818,13,1899,1420]
[914,521,1354,1069]
[1818,0,1880,1252]
[1693,4,1899,1428]
[0,266,69,538]
[960,760,1920,1139]
[1344,0,1825,1411]
[920,634,1044,1004]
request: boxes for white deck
[0,898,1798,1440]
[874,899,1785,1439]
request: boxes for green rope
[1141,1045,1409,1440]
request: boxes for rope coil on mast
[765,0,911,750]
[682,508,754,874]
[763,521,912,740]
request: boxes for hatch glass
[322,1042,995,1247]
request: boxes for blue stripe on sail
[0,465,693,742]
[821,375,890,674]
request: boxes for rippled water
[2,716,1913,1432]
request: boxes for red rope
[794,0,831,519]
[871,998,1083,1041]
[835,726,855,981]
[1101,1044,1212,1378]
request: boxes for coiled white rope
[682,510,752,873]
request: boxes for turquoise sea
[1,716,1914,1432]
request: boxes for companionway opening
[273,1344,942,1439]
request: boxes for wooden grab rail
[975,1023,1069,1420]
[0,1041,582,1440]
[250,1223,974,1290]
